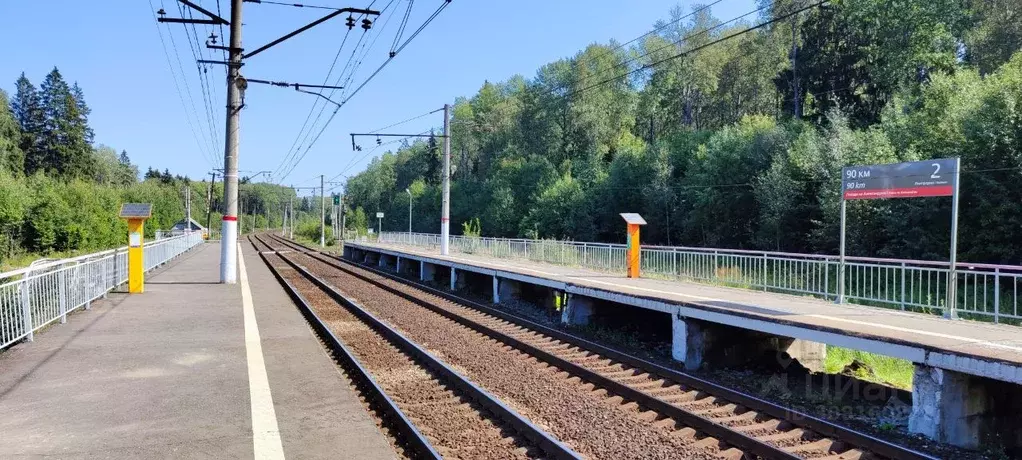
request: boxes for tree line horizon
[341,0,1022,265]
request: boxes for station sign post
[376,212,384,238]
[839,158,960,317]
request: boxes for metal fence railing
[0,232,205,350]
[375,232,1022,324]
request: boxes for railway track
[260,234,939,460]
[250,236,578,459]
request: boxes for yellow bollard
[127,219,145,293]
[119,203,153,294]
[620,213,647,279]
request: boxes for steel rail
[252,237,441,459]
[256,235,582,460]
[275,235,938,460]
[272,237,804,459]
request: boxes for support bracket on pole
[156,0,230,25]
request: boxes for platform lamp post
[620,213,647,279]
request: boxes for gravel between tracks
[264,253,536,460]
[286,251,718,460]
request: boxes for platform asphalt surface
[0,242,395,459]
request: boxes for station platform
[345,241,1022,379]
[0,242,394,459]
[345,240,1022,448]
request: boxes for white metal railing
[377,232,1022,323]
[0,232,205,349]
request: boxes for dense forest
[343,0,1022,264]
[0,68,301,267]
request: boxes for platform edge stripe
[238,244,286,460]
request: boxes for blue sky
[0,0,755,195]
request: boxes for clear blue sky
[0,0,755,195]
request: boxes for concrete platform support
[498,278,521,303]
[909,365,1022,450]
[561,294,594,326]
[420,261,435,282]
[671,315,826,372]
[492,276,499,303]
[672,316,705,370]
[395,256,401,273]
[450,268,468,291]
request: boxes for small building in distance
[168,218,208,239]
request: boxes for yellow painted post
[627,223,640,278]
[127,219,145,293]
[119,203,153,294]
[620,213,647,279]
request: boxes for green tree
[0,90,24,175]
[681,116,788,247]
[11,73,44,174]
[39,68,95,178]
[93,145,137,186]
[0,171,28,260]
[349,206,368,234]
[964,0,1022,75]
[523,174,596,240]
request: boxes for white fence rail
[0,232,205,350]
[376,232,1022,323]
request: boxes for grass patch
[824,346,914,390]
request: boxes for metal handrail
[1,232,206,349]
[381,231,1022,271]
[376,232,1022,323]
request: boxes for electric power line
[611,0,726,53]
[270,21,358,179]
[367,107,442,134]
[149,0,219,169]
[390,0,415,56]
[181,2,223,163]
[276,0,448,183]
[564,1,774,102]
[338,129,433,181]
[273,0,397,181]
[243,0,353,10]
[163,0,221,167]
[565,0,829,101]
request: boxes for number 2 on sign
[931,163,941,179]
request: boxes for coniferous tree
[38,68,95,178]
[70,83,95,145]
[59,83,96,178]
[11,73,44,174]
[39,67,71,174]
